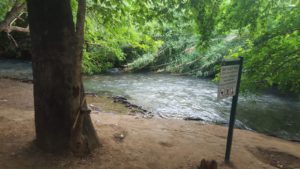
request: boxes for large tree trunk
[26,0,99,155]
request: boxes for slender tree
[26,0,99,156]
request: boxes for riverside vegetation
[0,0,299,94]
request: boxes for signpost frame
[221,57,243,162]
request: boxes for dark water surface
[0,59,32,80]
[1,59,299,141]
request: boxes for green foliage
[0,0,299,93]
[82,48,113,75]
[0,0,25,21]
[163,33,247,76]
[81,0,164,74]
[121,0,300,94]
[0,0,13,20]
[126,53,156,71]
[125,3,198,71]
[220,0,300,93]
[190,0,222,47]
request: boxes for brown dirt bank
[0,79,300,169]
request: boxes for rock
[184,117,204,121]
[113,132,127,142]
[106,68,121,74]
[112,95,154,119]
[112,96,128,103]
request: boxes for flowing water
[1,59,300,141]
[84,73,300,141]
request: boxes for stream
[1,59,300,141]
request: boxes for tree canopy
[1,0,299,93]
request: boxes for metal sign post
[217,57,243,162]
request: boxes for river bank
[1,78,300,169]
[1,59,300,141]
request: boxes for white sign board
[217,64,240,99]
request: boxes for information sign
[218,63,240,99]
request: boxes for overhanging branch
[0,2,27,33]
[9,26,29,33]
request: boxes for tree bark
[27,0,99,155]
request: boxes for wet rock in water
[143,114,154,119]
[198,159,218,169]
[112,96,129,104]
[214,120,227,126]
[106,68,121,74]
[213,120,249,130]
[184,117,204,121]
[111,95,153,118]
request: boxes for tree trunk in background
[27,0,99,155]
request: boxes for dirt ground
[0,79,300,169]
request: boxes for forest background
[0,0,299,94]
